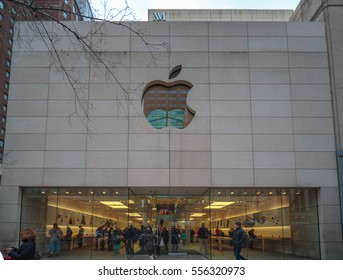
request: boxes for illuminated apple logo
[142,65,195,129]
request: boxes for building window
[8,38,13,45]
[5,71,10,78]
[0,128,4,135]
[9,27,13,34]
[0,140,4,147]
[6,60,10,67]
[64,0,68,4]
[7,49,12,57]
[4,94,8,101]
[2,105,7,112]
[11,17,14,24]
[63,12,68,19]
[0,1,3,9]
[2,116,6,124]
[4,82,9,90]
[0,13,3,20]
[11,6,15,14]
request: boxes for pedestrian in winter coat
[232,222,247,260]
[145,226,156,259]
[5,229,37,260]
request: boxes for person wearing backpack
[232,221,247,260]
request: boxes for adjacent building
[0,0,92,178]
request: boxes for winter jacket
[232,227,246,247]
[8,240,36,260]
[171,229,180,244]
[197,226,209,239]
[145,232,156,252]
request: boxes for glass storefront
[20,187,320,260]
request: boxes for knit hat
[235,221,241,227]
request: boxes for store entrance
[128,187,211,258]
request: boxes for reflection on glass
[20,187,319,260]
[142,83,195,129]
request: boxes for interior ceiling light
[204,205,225,209]
[128,200,135,204]
[126,213,141,217]
[100,201,128,209]
[190,213,207,217]
[204,201,234,209]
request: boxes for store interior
[20,187,320,260]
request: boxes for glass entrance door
[128,188,211,259]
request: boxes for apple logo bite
[142,65,196,129]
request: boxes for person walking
[170,226,180,253]
[138,225,147,254]
[232,222,247,260]
[161,226,170,253]
[197,223,209,255]
[145,226,156,260]
[124,225,136,255]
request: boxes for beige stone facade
[0,19,342,259]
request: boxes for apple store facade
[0,20,342,259]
